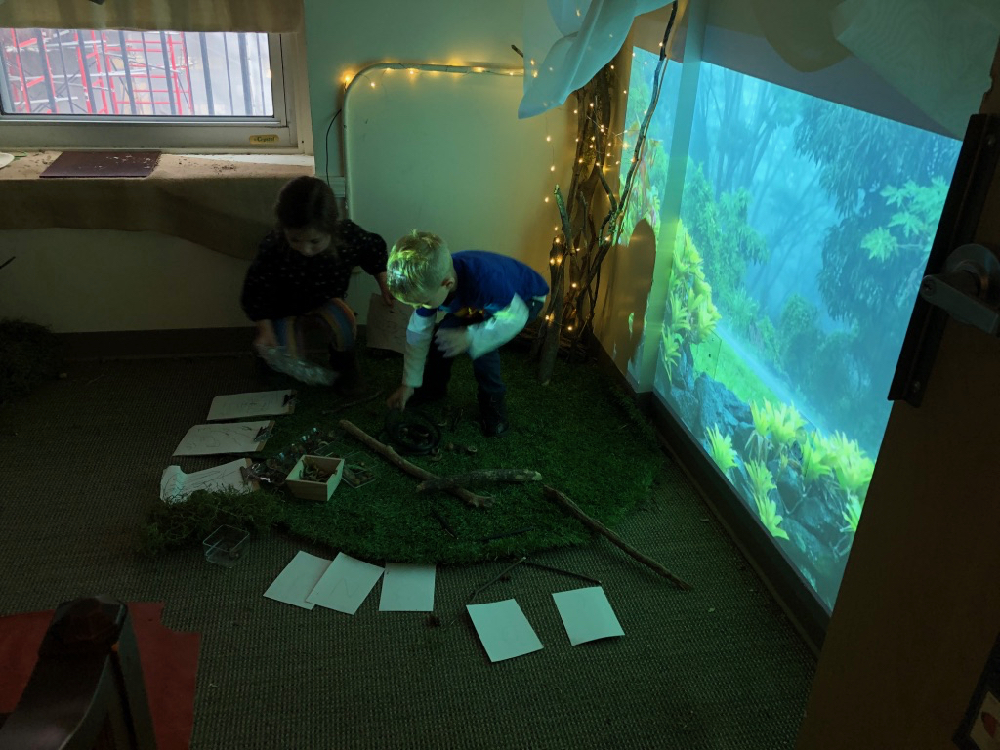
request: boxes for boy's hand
[387,385,414,410]
[435,328,471,358]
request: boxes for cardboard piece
[40,150,161,178]
[365,293,413,353]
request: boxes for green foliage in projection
[746,460,789,541]
[706,425,738,477]
[777,294,821,383]
[680,161,769,307]
[794,101,958,450]
[660,225,722,377]
[799,433,833,488]
[661,329,682,380]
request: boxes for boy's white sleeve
[467,294,530,360]
[402,312,436,388]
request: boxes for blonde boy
[385,231,548,437]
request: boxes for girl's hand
[387,385,414,410]
[253,320,278,352]
[377,272,394,308]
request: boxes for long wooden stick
[339,420,492,508]
[417,469,542,492]
[542,485,692,590]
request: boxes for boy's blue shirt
[414,250,549,319]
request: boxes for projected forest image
[622,51,961,610]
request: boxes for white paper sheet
[552,586,625,646]
[466,599,544,662]
[305,552,384,615]
[378,564,436,612]
[172,420,273,456]
[207,390,295,421]
[264,551,333,610]
[159,458,253,504]
[365,293,413,354]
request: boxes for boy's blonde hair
[386,230,453,305]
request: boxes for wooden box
[285,455,344,502]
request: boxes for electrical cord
[324,108,342,187]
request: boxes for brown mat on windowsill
[40,150,161,178]
[0,602,200,750]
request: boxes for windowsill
[0,151,313,260]
[0,150,313,180]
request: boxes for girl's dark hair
[275,176,339,234]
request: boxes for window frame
[0,30,303,152]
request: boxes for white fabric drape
[522,0,999,136]
[830,0,999,137]
[519,0,671,119]
[0,0,302,33]
[745,0,998,137]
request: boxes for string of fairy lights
[537,48,658,332]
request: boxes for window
[0,28,300,150]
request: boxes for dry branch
[542,485,691,590]
[339,420,492,508]
[417,469,542,493]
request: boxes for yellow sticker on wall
[248,134,279,145]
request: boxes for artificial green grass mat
[143,344,664,564]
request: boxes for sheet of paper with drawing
[305,552,384,615]
[159,458,256,504]
[207,390,295,421]
[172,420,274,456]
[365,293,413,354]
[264,551,332,610]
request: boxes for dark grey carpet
[0,354,815,749]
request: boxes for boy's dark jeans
[414,298,544,401]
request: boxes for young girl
[240,176,392,393]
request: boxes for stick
[468,557,526,601]
[542,485,692,590]
[339,420,492,508]
[321,389,384,415]
[417,469,542,492]
[522,561,602,587]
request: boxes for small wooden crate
[285,455,344,502]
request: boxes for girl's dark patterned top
[240,220,387,321]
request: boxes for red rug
[0,602,199,750]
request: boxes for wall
[0,229,250,333]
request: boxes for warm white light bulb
[550,165,556,172]
[546,135,552,142]
[544,196,550,202]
